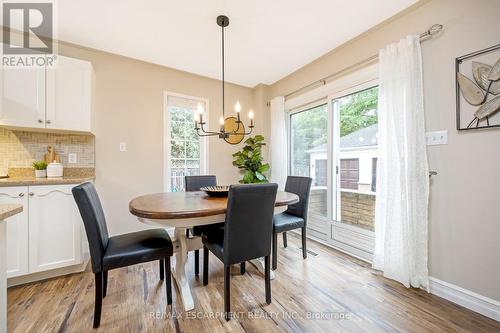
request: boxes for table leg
[249,258,275,280]
[172,227,195,311]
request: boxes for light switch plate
[68,153,77,164]
[426,130,448,146]
[119,142,127,152]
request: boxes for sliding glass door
[333,86,378,232]
[287,84,379,259]
[289,103,330,237]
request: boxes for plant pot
[35,169,47,178]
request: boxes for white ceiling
[56,0,418,87]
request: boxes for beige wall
[268,0,500,301]
[53,42,264,235]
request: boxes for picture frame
[455,44,500,131]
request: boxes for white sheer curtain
[372,35,430,290]
[269,96,287,189]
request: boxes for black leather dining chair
[72,182,173,328]
[185,175,217,191]
[272,176,312,270]
[202,183,278,320]
[184,175,222,275]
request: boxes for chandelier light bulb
[197,103,204,114]
[248,109,254,119]
[235,101,241,113]
[219,116,225,125]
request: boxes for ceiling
[56,0,418,87]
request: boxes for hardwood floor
[8,233,500,333]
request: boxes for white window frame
[285,63,378,262]
[163,91,209,192]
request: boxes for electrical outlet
[426,130,448,146]
[119,142,127,152]
[68,153,77,164]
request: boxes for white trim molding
[429,277,500,322]
[163,91,209,192]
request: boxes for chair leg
[224,265,231,321]
[93,272,103,328]
[302,227,307,259]
[264,255,271,304]
[272,232,278,270]
[283,232,288,248]
[194,250,200,276]
[185,229,190,238]
[165,257,172,305]
[103,271,108,298]
[240,262,246,275]
[203,246,209,286]
[159,259,165,280]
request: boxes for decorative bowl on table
[200,185,230,197]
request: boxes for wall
[268,0,500,302]
[0,128,94,173]
[51,42,261,235]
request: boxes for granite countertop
[0,168,95,187]
[0,204,23,220]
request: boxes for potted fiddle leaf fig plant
[232,135,270,184]
[32,160,48,178]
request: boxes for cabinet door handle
[46,120,52,124]
[0,193,22,199]
[36,189,72,197]
[18,193,25,197]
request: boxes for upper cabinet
[0,66,46,128]
[46,56,93,132]
[0,54,95,134]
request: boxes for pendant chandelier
[194,15,254,144]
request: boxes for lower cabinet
[28,185,82,273]
[0,187,29,278]
[0,184,84,279]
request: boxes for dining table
[129,189,299,311]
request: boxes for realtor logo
[2,2,53,54]
[2,1,56,67]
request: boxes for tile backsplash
[0,128,95,174]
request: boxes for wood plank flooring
[7,233,500,332]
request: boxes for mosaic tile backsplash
[0,128,95,175]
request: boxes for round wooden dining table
[129,190,299,311]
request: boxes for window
[340,158,359,190]
[165,93,208,192]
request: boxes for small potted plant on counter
[32,160,48,178]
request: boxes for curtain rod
[278,24,443,101]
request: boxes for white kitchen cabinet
[28,184,82,273]
[46,56,93,132]
[0,54,94,133]
[0,66,46,128]
[0,187,29,278]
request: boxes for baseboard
[7,256,89,287]
[429,277,500,322]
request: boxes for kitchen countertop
[0,204,23,220]
[0,175,95,187]
[0,168,95,187]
